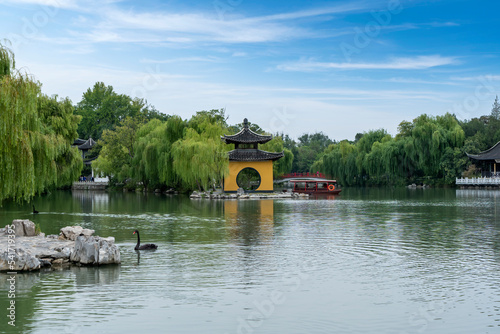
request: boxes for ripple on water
[3,190,500,333]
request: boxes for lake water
[1,188,500,334]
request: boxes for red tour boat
[290,179,341,195]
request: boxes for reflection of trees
[0,273,40,334]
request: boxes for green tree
[75,82,167,141]
[93,116,145,184]
[0,43,82,202]
[132,116,186,189]
[292,132,333,172]
[36,94,83,190]
[316,113,465,186]
[260,136,293,177]
[491,96,500,120]
[172,117,229,191]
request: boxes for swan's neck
[135,232,141,249]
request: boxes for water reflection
[1,189,500,333]
[224,199,274,244]
[70,265,120,286]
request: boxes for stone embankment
[190,191,310,199]
[0,220,120,271]
[72,181,108,190]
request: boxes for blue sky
[1,0,499,140]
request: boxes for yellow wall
[224,160,274,192]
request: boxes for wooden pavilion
[221,118,284,192]
[467,141,500,177]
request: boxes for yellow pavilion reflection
[224,199,274,242]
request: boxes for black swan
[32,205,39,214]
[133,230,158,250]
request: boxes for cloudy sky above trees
[1,0,499,140]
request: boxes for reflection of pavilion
[221,118,283,193]
[224,200,274,241]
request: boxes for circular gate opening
[236,168,261,191]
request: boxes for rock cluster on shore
[189,190,310,199]
[0,220,120,271]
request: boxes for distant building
[467,141,500,177]
[73,138,108,183]
[73,138,96,161]
[221,118,283,192]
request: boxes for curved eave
[228,149,284,161]
[78,138,96,150]
[221,128,272,144]
[466,140,500,161]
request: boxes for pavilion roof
[467,141,500,161]
[228,149,284,162]
[76,138,96,150]
[221,118,272,144]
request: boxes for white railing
[456,177,500,185]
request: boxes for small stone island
[0,220,120,271]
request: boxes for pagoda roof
[221,118,272,144]
[73,138,86,146]
[228,149,284,162]
[75,138,96,150]
[467,141,500,161]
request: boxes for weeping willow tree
[35,94,83,192]
[171,120,229,191]
[316,113,465,186]
[132,116,186,189]
[0,43,82,202]
[260,135,293,177]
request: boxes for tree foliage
[172,116,228,191]
[0,43,82,202]
[93,116,145,184]
[316,113,466,186]
[75,82,168,141]
[133,116,186,189]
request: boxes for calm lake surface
[1,188,500,334]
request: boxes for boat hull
[293,189,342,195]
[290,179,341,195]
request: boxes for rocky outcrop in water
[70,235,120,265]
[0,221,120,272]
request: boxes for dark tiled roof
[77,138,96,150]
[222,129,272,144]
[221,118,272,144]
[73,138,86,146]
[467,141,500,161]
[228,149,284,161]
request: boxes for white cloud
[0,0,75,8]
[55,1,388,45]
[277,55,459,71]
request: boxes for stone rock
[190,191,201,199]
[237,188,245,195]
[59,226,95,241]
[98,238,121,265]
[11,220,37,237]
[0,248,40,271]
[70,235,120,265]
